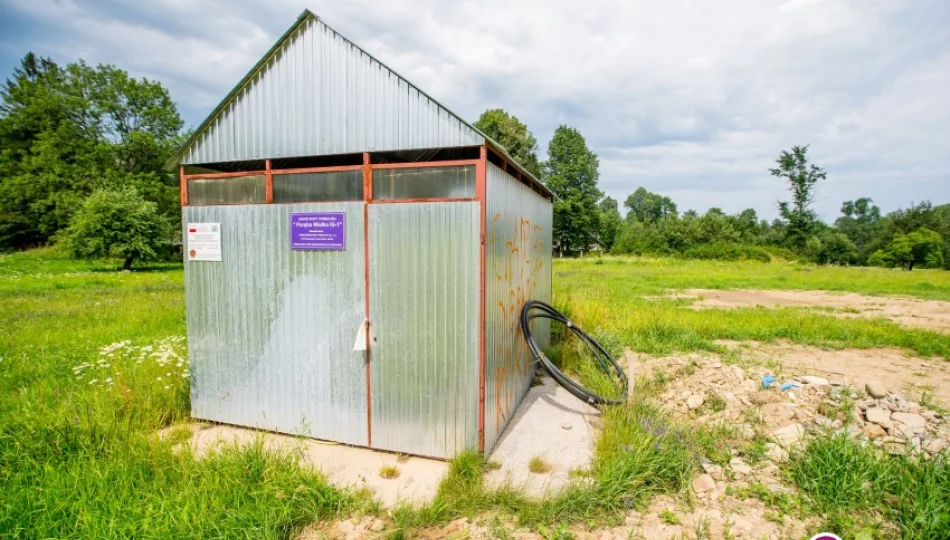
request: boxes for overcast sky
[1,0,948,220]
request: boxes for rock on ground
[865,407,891,426]
[866,381,888,399]
[892,412,926,429]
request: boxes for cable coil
[520,300,628,406]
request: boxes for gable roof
[166,10,549,196]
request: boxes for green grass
[658,508,680,525]
[0,250,362,538]
[553,258,950,358]
[379,465,401,479]
[5,249,950,537]
[529,456,553,474]
[558,256,950,300]
[391,384,703,532]
[704,392,727,414]
[790,434,950,540]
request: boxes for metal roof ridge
[165,9,551,198]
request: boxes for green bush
[760,245,800,261]
[58,188,170,270]
[867,249,892,267]
[680,242,772,263]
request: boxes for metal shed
[170,10,553,459]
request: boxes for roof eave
[484,139,554,200]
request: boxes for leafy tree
[886,201,938,235]
[870,202,950,270]
[835,197,881,261]
[697,209,740,245]
[876,227,944,271]
[770,145,826,248]
[624,187,677,223]
[474,109,541,177]
[734,208,761,243]
[808,232,858,265]
[0,53,184,251]
[598,196,622,250]
[58,188,169,270]
[543,126,602,255]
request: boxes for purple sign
[290,212,345,251]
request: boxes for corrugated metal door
[184,203,368,446]
[368,202,480,458]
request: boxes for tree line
[1,53,947,270]
[475,110,949,270]
[0,53,184,268]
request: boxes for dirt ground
[309,340,946,539]
[675,289,950,333]
[715,340,950,407]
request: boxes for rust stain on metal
[264,158,274,204]
[179,165,188,206]
[488,205,548,430]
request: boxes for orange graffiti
[488,201,549,434]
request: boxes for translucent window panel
[188,175,266,205]
[272,170,363,203]
[372,165,475,200]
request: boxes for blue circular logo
[810,534,842,540]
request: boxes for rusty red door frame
[476,145,487,452]
[362,152,373,447]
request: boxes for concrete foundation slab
[485,375,600,497]
[172,424,448,508]
[163,375,600,507]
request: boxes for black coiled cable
[520,300,628,406]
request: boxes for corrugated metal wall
[484,164,553,453]
[182,16,482,165]
[368,202,480,458]
[183,203,368,445]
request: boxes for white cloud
[2,0,948,219]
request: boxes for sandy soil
[674,289,950,333]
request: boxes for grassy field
[555,257,950,358]
[0,250,363,538]
[2,250,949,538]
[555,256,950,300]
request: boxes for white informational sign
[186,223,222,262]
